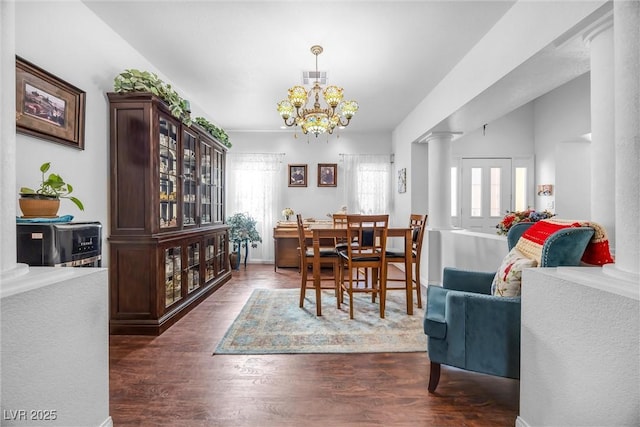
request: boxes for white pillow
[491,247,538,297]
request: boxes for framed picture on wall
[537,184,553,196]
[15,56,86,150]
[288,164,307,187]
[398,168,407,193]
[318,163,337,187]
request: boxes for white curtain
[226,153,284,263]
[342,154,392,214]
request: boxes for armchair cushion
[491,247,537,297]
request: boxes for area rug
[213,288,426,355]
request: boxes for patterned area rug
[214,288,426,354]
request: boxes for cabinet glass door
[159,117,178,229]
[200,142,213,225]
[204,236,215,282]
[215,232,229,275]
[183,130,197,227]
[186,241,200,293]
[213,148,224,223]
[164,246,182,307]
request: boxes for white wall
[226,130,392,221]
[533,72,591,212]
[1,268,111,427]
[452,102,535,158]
[518,268,639,427]
[556,137,591,218]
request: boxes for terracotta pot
[19,195,60,218]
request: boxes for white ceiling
[83,0,518,134]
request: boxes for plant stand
[232,239,249,270]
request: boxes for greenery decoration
[194,117,232,148]
[227,212,262,250]
[20,162,84,211]
[114,69,194,125]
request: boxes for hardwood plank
[110,265,519,426]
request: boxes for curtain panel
[226,153,284,263]
[341,154,392,214]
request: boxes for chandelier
[277,45,358,137]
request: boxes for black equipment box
[16,222,102,267]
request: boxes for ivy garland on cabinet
[113,69,231,148]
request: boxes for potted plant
[19,162,84,218]
[227,212,262,270]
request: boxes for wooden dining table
[306,223,414,316]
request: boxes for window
[226,153,284,262]
[470,167,482,217]
[514,167,527,211]
[451,166,458,217]
[342,154,391,214]
[490,167,501,217]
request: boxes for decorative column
[612,0,639,277]
[422,131,460,229]
[584,15,615,250]
[0,0,23,278]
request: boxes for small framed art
[318,163,337,187]
[398,168,407,193]
[537,184,553,196]
[288,164,307,187]
[15,56,86,150]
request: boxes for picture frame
[317,163,337,187]
[288,164,307,187]
[15,56,86,150]
[537,184,553,196]
[398,168,407,193]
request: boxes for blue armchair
[423,222,595,392]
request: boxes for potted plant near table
[18,162,84,218]
[227,212,262,270]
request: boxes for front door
[460,158,512,234]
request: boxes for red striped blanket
[515,218,614,266]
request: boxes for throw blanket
[515,218,614,266]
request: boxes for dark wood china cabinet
[108,92,230,335]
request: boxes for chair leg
[299,261,308,308]
[379,266,386,318]
[414,261,423,308]
[334,259,340,308]
[371,268,377,303]
[428,362,441,393]
[348,273,354,319]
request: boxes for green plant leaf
[69,196,84,211]
[19,187,35,194]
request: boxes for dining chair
[296,214,340,309]
[332,212,366,286]
[338,214,389,319]
[332,213,349,251]
[385,214,427,310]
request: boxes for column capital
[418,131,463,144]
[582,12,613,46]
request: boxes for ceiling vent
[303,71,327,85]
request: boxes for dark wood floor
[109,264,519,426]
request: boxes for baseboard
[515,416,530,427]
[99,416,113,427]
